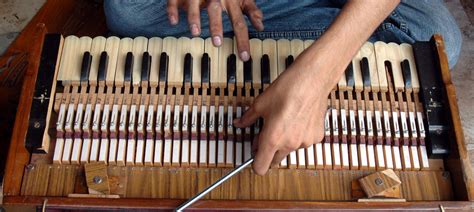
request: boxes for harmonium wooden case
[3,27,473,210]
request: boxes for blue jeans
[104,0,462,68]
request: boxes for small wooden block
[84,162,110,195]
[358,169,401,198]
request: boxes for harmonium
[2,29,473,210]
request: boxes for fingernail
[190,24,200,36]
[240,51,250,61]
[169,16,178,25]
[213,36,222,46]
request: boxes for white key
[401,112,409,139]
[217,106,225,166]
[181,105,190,166]
[419,145,430,169]
[289,151,298,168]
[89,138,100,162]
[144,138,154,166]
[199,106,208,166]
[126,105,137,165]
[307,144,316,169]
[188,107,197,165]
[116,138,127,166]
[235,107,243,166]
[56,104,66,132]
[417,112,426,138]
[411,145,420,170]
[332,143,341,168]
[402,145,411,170]
[64,104,75,133]
[341,143,349,169]
[171,105,181,166]
[375,144,385,169]
[61,138,73,164]
[350,143,358,169]
[297,148,306,169]
[315,143,324,168]
[137,105,146,136]
[79,138,91,164]
[226,106,234,167]
[53,138,64,164]
[135,137,145,166]
[366,111,374,138]
[393,112,401,139]
[331,109,340,168]
[367,144,376,169]
[323,143,332,168]
[393,145,402,170]
[384,145,394,169]
[107,138,116,164]
[341,109,348,136]
[384,111,392,139]
[163,105,172,165]
[358,110,366,136]
[208,106,217,166]
[154,137,163,166]
[359,143,368,168]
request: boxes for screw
[34,121,41,129]
[26,164,35,171]
[442,172,449,180]
[375,178,384,186]
[93,176,103,184]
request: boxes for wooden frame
[2,1,472,210]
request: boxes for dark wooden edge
[433,34,474,200]
[3,196,473,210]
[3,24,47,196]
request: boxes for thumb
[233,104,260,128]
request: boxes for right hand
[167,0,264,61]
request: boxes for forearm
[303,0,400,91]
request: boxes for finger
[187,0,201,36]
[271,150,289,167]
[252,127,278,175]
[207,0,223,46]
[226,2,250,61]
[233,104,260,128]
[242,0,264,31]
[167,0,179,25]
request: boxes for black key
[261,54,270,84]
[227,54,236,85]
[244,57,252,83]
[124,52,134,82]
[345,62,355,88]
[285,55,294,68]
[141,52,151,82]
[360,57,371,87]
[97,51,108,82]
[80,51,92,83]
[201,53,210,84]
[184,53,193,84]
[159,52,169,83]
[401,59,412,89]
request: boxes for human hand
[233,51,333,175]
[167,0,264,61]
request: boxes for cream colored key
[399,43,420,90]
[53,104,67,164]
[83,104,95,163]
[71,137,83,164]
[290,39,304,58]
[417,112,429,169]
[61,138,73,164]
[199,105,208,166]
[315,142,324,169]
[148,37,163,87]
[234,38,244,88]
[88,36,107,84]
[53,138,64,164]
[190,38,204,88]
[276,39,290,76]
[104,36,121,86]
[262,39,278,82]
[72,103,85,164]
[116,105,128,166]
[358,110,368,169]
[208,106,217,166]
[205,38,219,88]
[353,43,374,90]
[217,38,233,88]
[163,36,178,85]
[114,38,133,87]
[366,111,376,170]
[323,111,332,169]
[297,148,306,169]
[243,126,252,162]
[349,110,358,169]
[249,38,262,89]
[340,109,350,169]
[331,108,341,169]
[173,37,191,87]
[57,35,79,83]
[103,104,114,164]
[131,36,148,86]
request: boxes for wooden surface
[1,0,107,197]
[19,164,453,202]
[359,169,401,198]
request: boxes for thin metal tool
[176,157,254,211]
